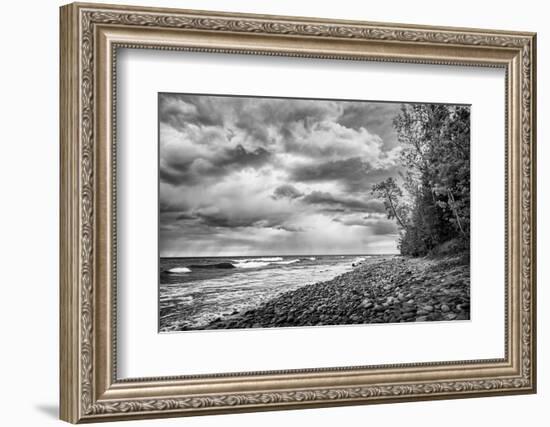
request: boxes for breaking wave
[166,267,191,274]
[232,257,283,263]
[164,258,303,273]
[233,258,300,268]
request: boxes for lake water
[159,255,370,331]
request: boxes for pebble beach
[204,255,470,329]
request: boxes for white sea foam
[233,258,301,268]
[168,267,191,274]
[233,257,283,263]
[233,261,270,268]
[273,259,300,265]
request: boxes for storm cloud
[160,143,271,186]
[159,93,404,256]
[272,184,303,200]
[301,191,385,213]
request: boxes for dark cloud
[338,103,401,150]
[333,216,398,235]
[234,98,340,144]
[191,206,288,230]
[195,211,260,228]
[276,224,306,232]
[159,199,190,214]
[290,158,368,183]
[301,191,385,213]
[272,184,303,200]
[160,144,272,186]
[159,94,226,129]
[290,158,399,192]
[175,212,196,221]
[218,145,271,168]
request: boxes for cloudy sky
[159,93,404,257]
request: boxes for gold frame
[60,2,537,423]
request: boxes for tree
[372,104,470,256]
[371,177,407,229]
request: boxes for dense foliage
[372,104,470,256]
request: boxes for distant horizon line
[160,253,399,259]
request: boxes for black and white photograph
[159,93,471,332]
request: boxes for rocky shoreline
[203,255,470,330]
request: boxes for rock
[416,316,429,322]
[407,299,415,304]
[422,305,434,312]
[445,313,458,320]
[360,298,373,309]
[455,303,470,312]
[440,304,450,312]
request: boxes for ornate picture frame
[60,2,536,423]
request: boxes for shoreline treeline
[373,104,470,256]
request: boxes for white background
[0,0,546,426]
[118,50,504,377]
